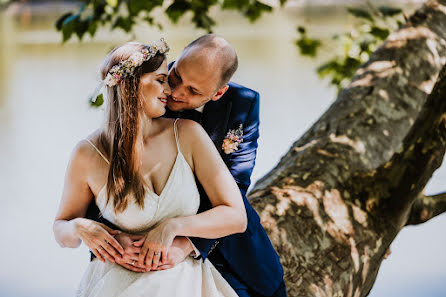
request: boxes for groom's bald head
[167,34,238,112]
[181,34,238,88]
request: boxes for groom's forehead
[176,56,221,85]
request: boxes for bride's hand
[74,218,124,263]
[134,219,177,271]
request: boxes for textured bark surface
[248,1,446,296]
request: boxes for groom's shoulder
[226,81,259,102]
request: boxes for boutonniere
[222,124,243,154]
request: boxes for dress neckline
[96,151,184,201]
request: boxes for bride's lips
[158,97,167,105]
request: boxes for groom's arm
[190,92,260,260]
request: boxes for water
[0,3,444,296]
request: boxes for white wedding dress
[77,119,238,297]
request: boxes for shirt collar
[194,104,205,113]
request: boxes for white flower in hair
[129,52,144,66]
[103,38,170,87]
[104,74,118,87]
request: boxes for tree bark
[248,1,446,296]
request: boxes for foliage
[50,0,286,43]
[296,3,404,93]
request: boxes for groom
[87,34,286,297]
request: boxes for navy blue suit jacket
[164,81,284,296]
[85,81,284,296]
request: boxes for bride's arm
[53,142,124,261]
[171,119,248,238]
[135,120,246,269]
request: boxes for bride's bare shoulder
[176,119,210,152]
[69,129,107,168]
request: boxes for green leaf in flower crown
[370,26,390,40]
[347,7,373,21]
[90,93,104,107]
[378,6,403,17]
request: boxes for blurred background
[0,0,445,296]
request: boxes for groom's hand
[153,236,194,271]
[114,233,147,273]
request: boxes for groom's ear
[210,85,229,102]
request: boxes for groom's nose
[171,84,187,100]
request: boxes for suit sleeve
[190,92,260,260]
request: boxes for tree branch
[406,191,446,225]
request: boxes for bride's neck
[139,113,158,144]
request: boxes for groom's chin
[166,101,184,112]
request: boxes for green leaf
[127,0,162,16]
[74,19,90,40]
[378,6,402,17]
[317,60,342,78]
[370,26,390,40]
[192,11,216,32]
[165,0,191,24]
[244,1,273,22]
[347,7,373,21]
[55,12,73,31]
[222,0,248,10]
[90,93,104,107]
[342,57,361,76]
[62,14,80,42]
[87,19,98,37]
[279,0,288,6]
[106,0,118,8]
[112,16,134,32]
[359,39,372,52]
[296,36,321,58]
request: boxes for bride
[53,39,246,297]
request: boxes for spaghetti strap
[84,139,110,165]
[173,118,181,154]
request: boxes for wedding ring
[154,252,161,256]
[98,246,103,252]
[132,260,136,266]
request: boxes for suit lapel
[201,97,232,155]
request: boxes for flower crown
[104,38,170,87]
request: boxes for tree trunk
[248,1,446,296]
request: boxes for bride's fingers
[133,239,144,247]
[128,234,144,241]
[119,262,146,273]
[93,247,106,263]
[137,241,150,266]
[151,251,161,270]
[145,249,155,270]
[100,242,121,262]
[103,234,124,255]
[97,246,115,263]
[127,245,141,254]
[161,246,168,264]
